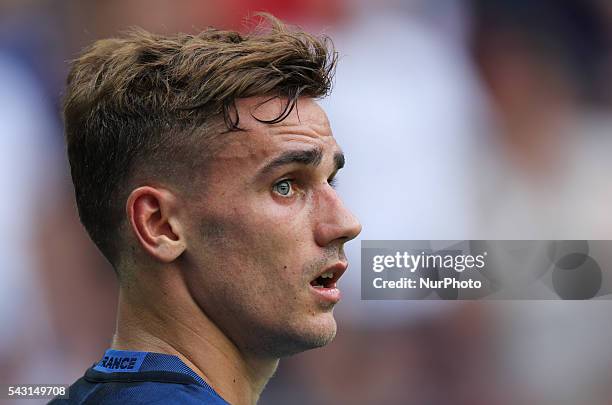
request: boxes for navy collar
[84,348,225,401]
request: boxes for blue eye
[273,180,293,196]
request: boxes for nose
[314,187,362,247]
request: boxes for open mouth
[308,263,347,304]
[309,262,347,290]
[310,270,340,289]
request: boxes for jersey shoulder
[49,376,227,405]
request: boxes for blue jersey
[49,349,230,404]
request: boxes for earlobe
[127,186,186,263]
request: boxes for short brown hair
[63,14,337,266]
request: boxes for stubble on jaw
[190,214,343,357]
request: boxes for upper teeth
[320,272,334,279]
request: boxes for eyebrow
[257,147,345,177]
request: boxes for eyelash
[272,175,339,198]
[328,176,338,189]
[273,179,295,198]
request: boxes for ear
[126,186,186,263]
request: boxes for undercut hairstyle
[63,14,338,267]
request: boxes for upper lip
[310,262,348,286]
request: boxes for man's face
[179,97,361,358]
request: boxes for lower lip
[309,285,341,304]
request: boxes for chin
[245,308,340,358]
[251,313,337,358]
[276,311,338,356]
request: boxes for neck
[111,276,278,405]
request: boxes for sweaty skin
[113,97,361,405]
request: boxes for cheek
[195,211,308,284]
[184,188,318,299]
[187,212,314,331]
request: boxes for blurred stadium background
[2,0,612,404]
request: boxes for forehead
[212,97,339,164]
